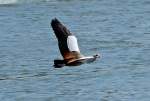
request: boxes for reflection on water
[0,0,150,101]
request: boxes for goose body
[51,18,100,68]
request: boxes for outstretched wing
[51,18,83,60]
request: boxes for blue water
[0,0,150,101]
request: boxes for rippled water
[0,0,150,101]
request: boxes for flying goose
[51,18,100,68]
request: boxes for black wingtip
[51,18,73,39]
[51,18,61,26]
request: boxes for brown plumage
[51,18,83,63]
[51,18,100,67]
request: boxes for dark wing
[51,18,73,39]
[51,18,83,60]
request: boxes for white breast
[67,35,80,52]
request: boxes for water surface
[0,0,150,101]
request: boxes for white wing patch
[67,35,80,52]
